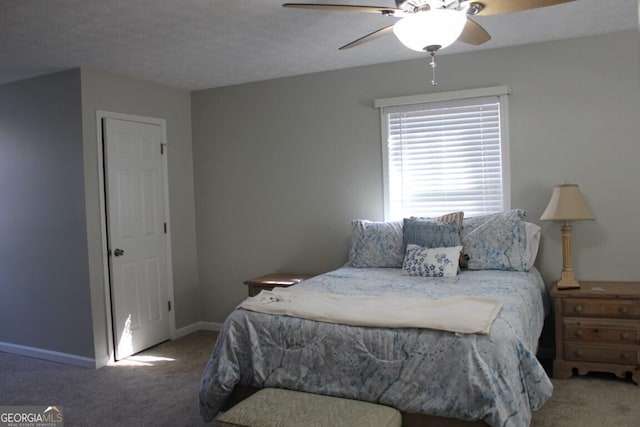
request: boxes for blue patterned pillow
[412,211,466,267]
[403,218,460,249]
[461,209,529,271]
[349,220,404,268]
[402,244,462,277]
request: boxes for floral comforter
[199,267,552,427]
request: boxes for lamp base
[557,222,581,290]
[557,278,581,289]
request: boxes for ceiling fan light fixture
[392,9,466,52]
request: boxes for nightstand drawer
[563,298,639,318]
[564,319,639,344]
[564,344,638,364]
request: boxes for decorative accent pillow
[348,220,404,268]
[402,244,462,277]
[461,209,529,271]
[403,218,460,249]
[411,211,466,267]
[411,211,464,235]
[428,211,464,231]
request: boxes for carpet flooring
[0,330,638,426]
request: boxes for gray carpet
[0,331,215,426]
[531,372,639,427]
[0,331,638,426]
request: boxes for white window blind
[380,91,509,220]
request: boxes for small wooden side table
[551,280,640,384]
[243,273,314,297]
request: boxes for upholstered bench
[216,388,402,427]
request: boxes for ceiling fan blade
[458,18,491,45]
[339,25,394,50]
[475,0,575,16]
[282,3,401,15]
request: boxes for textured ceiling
[0,0,638,90]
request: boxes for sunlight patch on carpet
[111,355,176,367]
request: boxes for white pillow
[402,245,462,277]
[525,222,541,268]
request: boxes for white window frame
[375,86,511,221]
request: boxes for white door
[103,118,171,360]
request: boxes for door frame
[96,110,176,364]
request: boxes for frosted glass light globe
[393,9,467,52]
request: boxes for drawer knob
[618,306,629,314]
[575,330,584,338]
[573,306,583,313]
[620,352,631,360]
[574,349,584,358]
[621,332,631,340]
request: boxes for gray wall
[0,67,200,363]
[1,30,637,361]
[80,68,200,363]
[192,30,640,324]
[0,70,95,357]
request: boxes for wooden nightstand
[243,273,314,297]
[551,281,640,384]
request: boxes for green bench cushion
[216,388,402,427]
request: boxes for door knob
[113,248,125,257]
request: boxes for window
[376,86,510,220]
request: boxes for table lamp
[540,183,594,289]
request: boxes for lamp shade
[393,9,466,52]
[540,183,594,221]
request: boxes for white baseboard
[175,321,223,338]
[1,323,224,369]
[0,341,96,369]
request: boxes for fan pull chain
[429,51,437,86]
[425,45,441,86]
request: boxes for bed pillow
[461,209,529,271]
[525,222,541,269]
[402,244,462,277]
[403,218,460,249]
[348,220,404,268]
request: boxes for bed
[199,210,553,426]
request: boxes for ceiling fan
[283,0,575,54]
